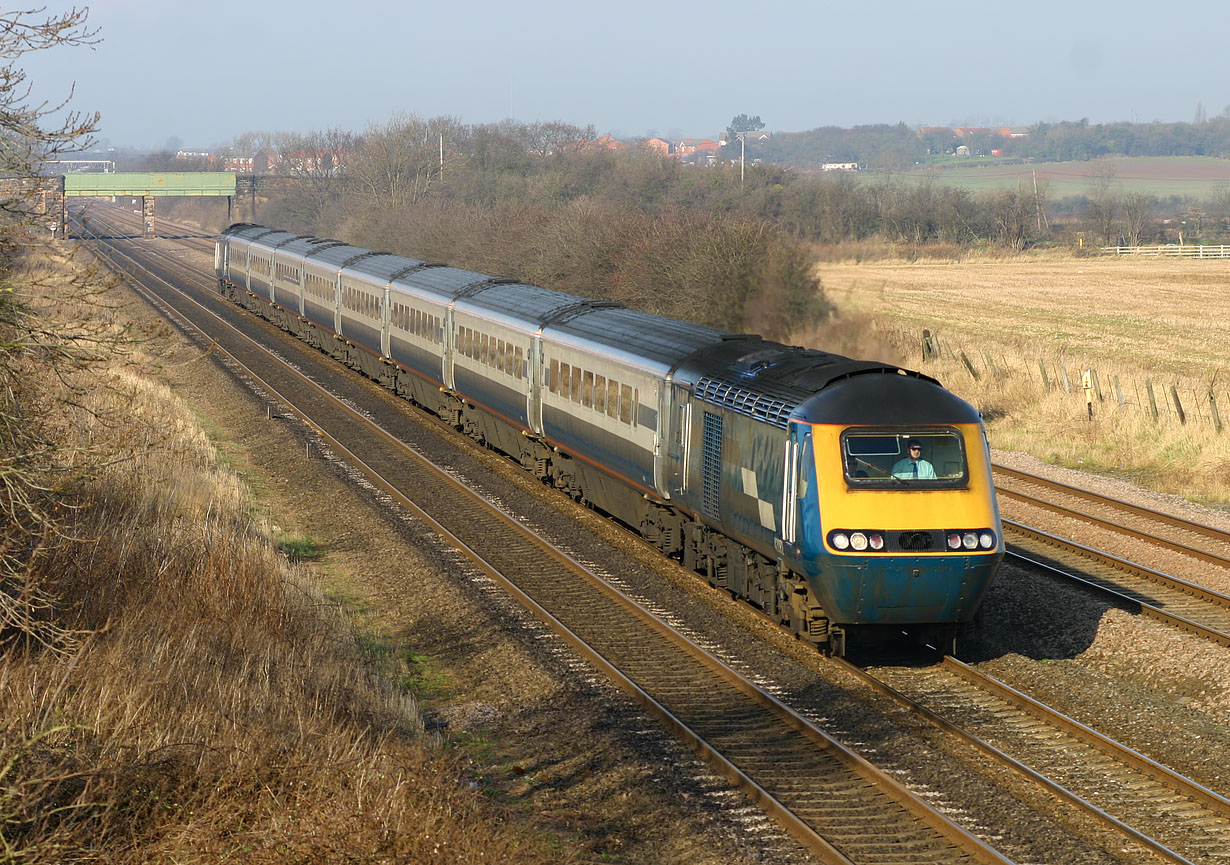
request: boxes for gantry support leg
[142,195,155,238]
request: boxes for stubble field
[810,252,1230,506]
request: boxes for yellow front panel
[811,423,999,540]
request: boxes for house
[586,135,627,152]
[642,137,671,156]
[821,162,859,171]
[676,138,720,157]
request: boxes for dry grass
[2,254,578,863]
[805,253,1230,506]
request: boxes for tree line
[743,111,1230,169]
[236,116,1229,256]
[208,115,834,340]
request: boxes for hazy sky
[22,0,1230,151]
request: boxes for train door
[332,273,342,334]
[527,333,544,436]
[783,422,817,549]
[380,284,391,358]
[442,305,456,390]
[666,382,691,498]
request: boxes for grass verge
[1,247,578,863]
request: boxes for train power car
[216,224,1003,655]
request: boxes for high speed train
[216,223,1003,655]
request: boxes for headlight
[962,531,978,550]
[850,532,869,551]
[868,533,885,551]
[979,531,996,549]
[948,533,962,550]
[831,532,850,550]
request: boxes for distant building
[677,138,720,158]
[821,162,859,171]
[643,137,671,156]
[586,135,627,152]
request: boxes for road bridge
[63,172,238,236]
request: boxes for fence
[914,330,1227,433]
[1101,244,1230,258]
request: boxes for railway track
[993,465,1230,647]
[844,655,1230,865]
[76,204,1230,863]
[77,207,1015,864]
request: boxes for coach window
[581,371,594,408]
[515,347,524,380]
[571,366,582,403]
[593,375,605,412]
[549,359,559,393]
[607,380,619,419]
[620,384,634,424]
[560,363,572,399]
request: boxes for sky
[20,0,1230,151]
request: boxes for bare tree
[983,188,1031,250]
[1084,159,1120,246]
[522,120,595,157]
[271,127,354,229]
[0,8,124,650]
[1120,191,1156,247]
[348,113,465,208]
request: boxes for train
[215,223,1003,655]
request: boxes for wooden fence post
[1091,369,1103,402]
[982,350,997,377]
[1211,389,1223,434]
[1060,365,1071,394]
[1146,379,1159,421]
[1114,376,1125,409]
[1170,385,1186,425]
[1038,360,1050,390]
[960,351,980,380]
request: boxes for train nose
[821,556,996,625]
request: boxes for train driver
[891,439,937,479]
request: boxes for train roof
[676,337,973,429]
[795,372,980,425]
[303,242,377,267]
[453,282,594,329]
[223,225,297,249]
[544,307,728,373]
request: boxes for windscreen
[842,429,968,486]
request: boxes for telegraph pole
[739,131,745,187]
